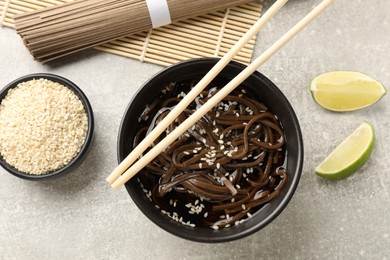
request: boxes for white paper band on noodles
[145,0,172,28]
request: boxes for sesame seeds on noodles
[0,78,88,175]
[133,80,287,229]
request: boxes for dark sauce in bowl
[119,58,303,242]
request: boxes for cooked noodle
[134,80,288,228]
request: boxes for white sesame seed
[199,163,203,169]
[0,79,88,175]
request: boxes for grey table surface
[1,0,389,259]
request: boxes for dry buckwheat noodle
[13,0,252,62]
[134,80,287,228]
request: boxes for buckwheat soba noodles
[133,80,288,229]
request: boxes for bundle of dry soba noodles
[14,0,252,62]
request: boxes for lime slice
[310,71,386,111]
[315,121,375,180]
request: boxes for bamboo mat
[0,0,262,66]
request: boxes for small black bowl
[118,58,303,242]
[0,73,94,180]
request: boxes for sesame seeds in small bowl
[0,73,94,180]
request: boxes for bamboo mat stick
[106,0,289,185]
[109,0,335,189]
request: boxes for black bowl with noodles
[118,58,303,243]
[0,73,94,180]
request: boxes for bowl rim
[118,57,304,242]
[0,73,94,180]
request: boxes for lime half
[310,71,386,111]
[315,121,375,180]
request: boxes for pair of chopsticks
[107,0,335,189]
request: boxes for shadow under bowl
[0,73,94,180]
[118,58,303,243]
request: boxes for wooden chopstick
[106,0,290,185]
[110,0,335,189]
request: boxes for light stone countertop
[0,0,389,259]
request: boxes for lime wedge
[315,121,375,180]
[310,71,386,111]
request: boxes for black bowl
[118,58,303,242]
[0,73,94,180]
